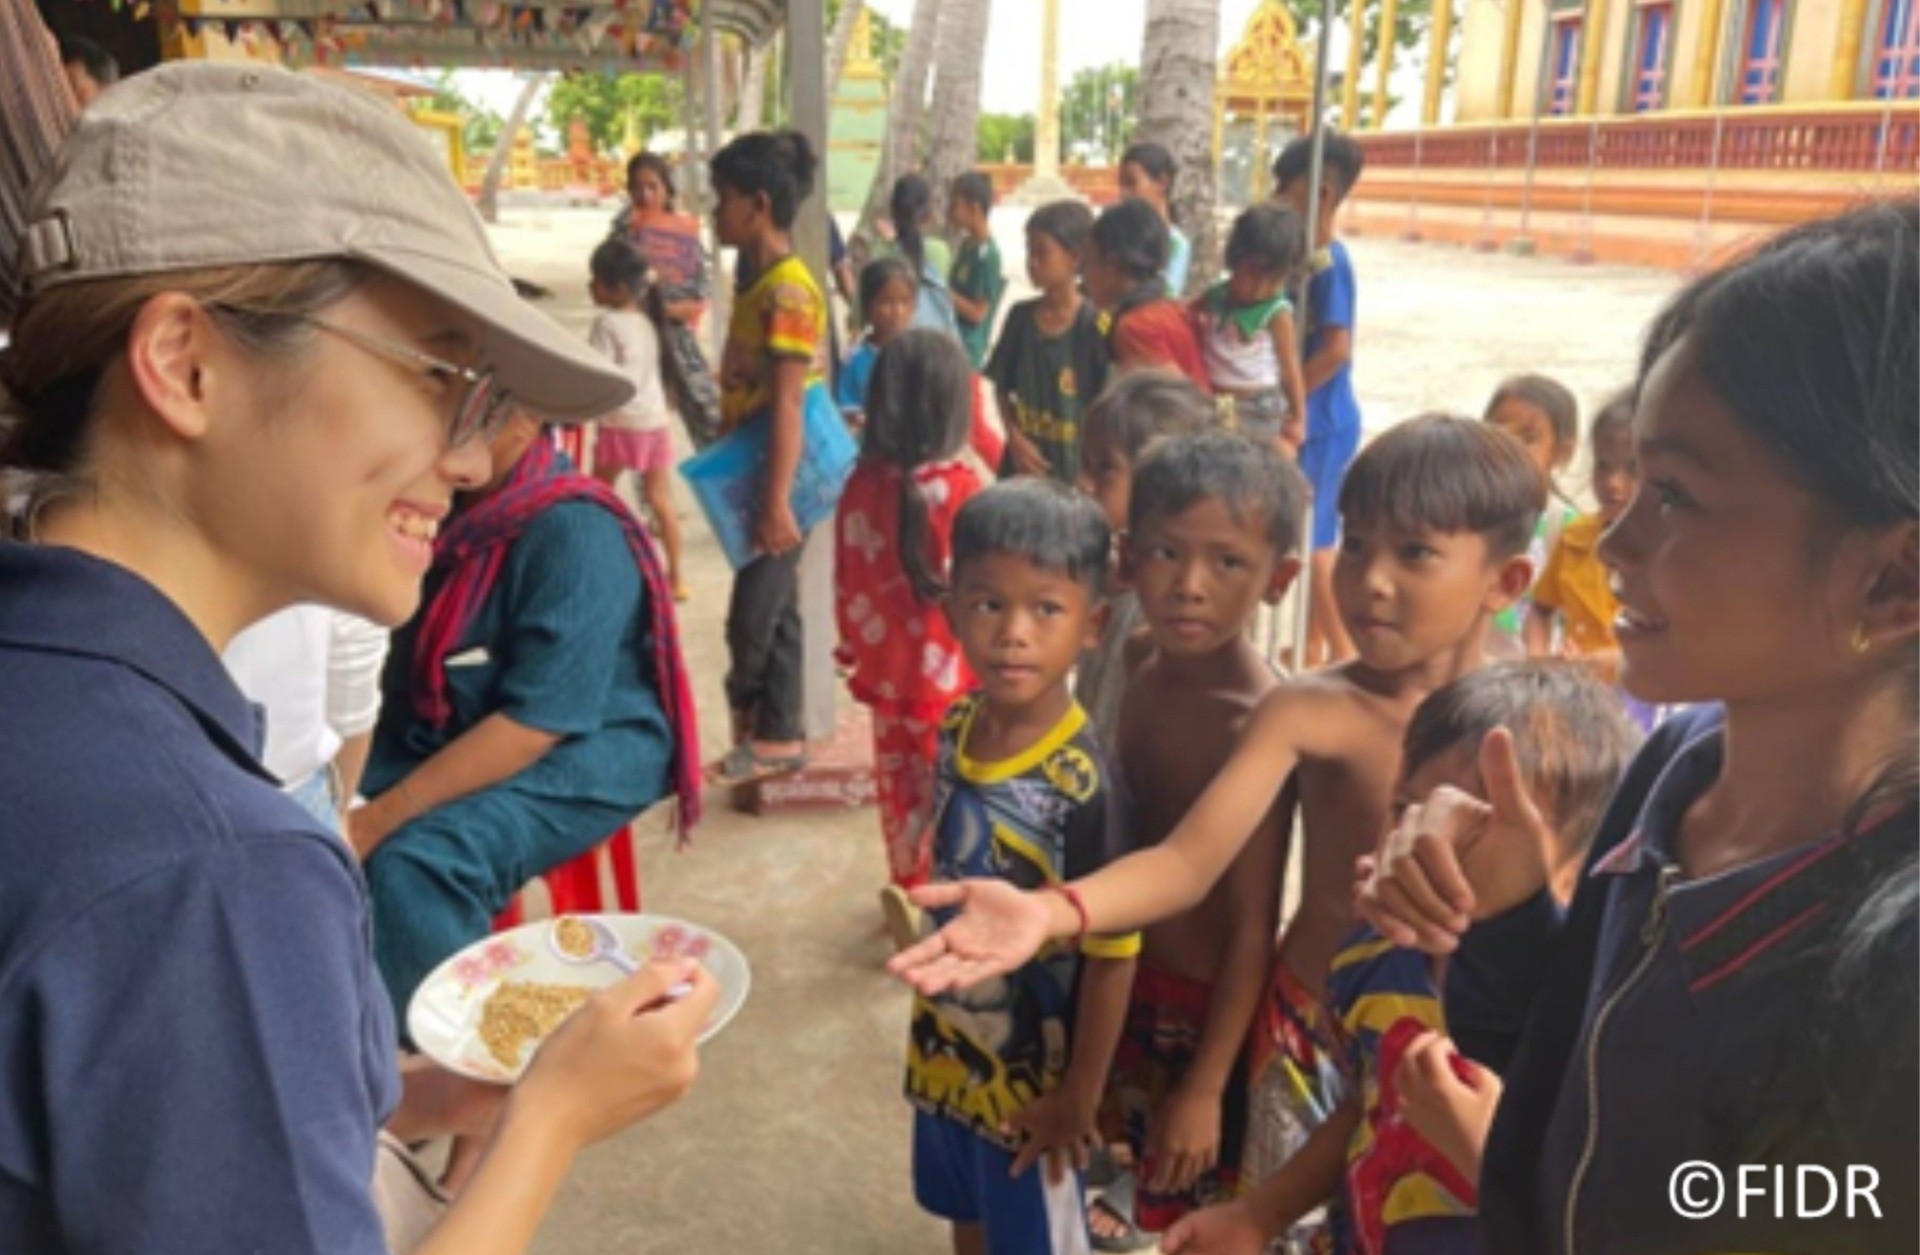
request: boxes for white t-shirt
[223,606,390,785]
[588,308,671,433]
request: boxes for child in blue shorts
[904,479,1142,1255]
[1273,131,1367,668]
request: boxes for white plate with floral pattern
[407,913,751,1084]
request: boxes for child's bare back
[1117,638,1284,984]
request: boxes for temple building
[1338,0,1918,265]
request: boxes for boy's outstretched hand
[889,880,1054,995]
[1393,1030,1502,1182]
[1003,1086,1099,1184]
[1160,1196,1271,1254]
[1354,727,1556,953]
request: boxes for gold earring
[1849,621,1873,655]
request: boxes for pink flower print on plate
[647,924,711,961]
[451,939,525,990]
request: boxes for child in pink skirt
[588,237,687,600]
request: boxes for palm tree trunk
[922,0,994,225]
[826,0,866,95]
[855,0,939,242]
[477,73,544,225]
[1136,0,1222,295]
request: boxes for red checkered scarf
[410,436,702,842]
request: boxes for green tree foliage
[545,72,685,153]
[1293,0,1434,68]
[976,112,1035,162]
[1060,63,1139,164]
[429,72,506,155]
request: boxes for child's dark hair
[951,171,995,214]
[1129,429,1309,558]
[1092,198,1170,285]
[1487,373,1580,462]
[1027,199,1095,254]
[1085,370,1212,462]
[858,256,917,318]
[1588,388,1635,448]
[1642,201,1917,836]
[709,130,817,229]
[1402,661,1641,866]
[1121,140,1178,214]
[889,174,935,279]
[1582,391,1628,445]
[625,151,677,208]
[864,330,975,603]
[1338,414,1547,559]
[1224,203,1308,277]
[1272,131,1366,203]
[952,478,1112,595]
[589,238,650,298]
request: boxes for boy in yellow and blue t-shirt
[906,479,1140,1255]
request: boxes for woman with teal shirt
[355,414,701,1024]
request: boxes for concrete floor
[483,205,1683,1255]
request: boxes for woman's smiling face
[186,276,492,628]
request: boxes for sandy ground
[477,204,1682,1255]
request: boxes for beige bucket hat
[17,60,631,422]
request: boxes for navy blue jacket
[1453,706,1917,1255]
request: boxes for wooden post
[786,0,837,742]
[1344,0,1367,127]
[1372,0,1402,128]
[1424,0,1456,123]
[1498,0,1528,116]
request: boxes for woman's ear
[1856,521,1920,650]
[122,293,218,443]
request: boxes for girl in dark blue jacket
[1359,202,1918,1255]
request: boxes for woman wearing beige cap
[0,62,714,1253]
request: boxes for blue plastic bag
[678,382,857,570]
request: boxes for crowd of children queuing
[589,120,1915,1255]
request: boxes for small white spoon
[548,916,695,1004]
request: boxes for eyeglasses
[204,303,521,447]
[298,317,515,448]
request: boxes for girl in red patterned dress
[834,330,985,949]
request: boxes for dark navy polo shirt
[1461,706,1918,1255]
[0,544,399,1253]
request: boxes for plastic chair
[493,824,641,930]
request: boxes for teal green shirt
[950,235,1006,368]
[368,498,670,815]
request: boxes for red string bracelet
[1043,882,1090,943]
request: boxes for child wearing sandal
[906,480,1141,1255]
[835,330,985,948]
[705,130,829,786]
